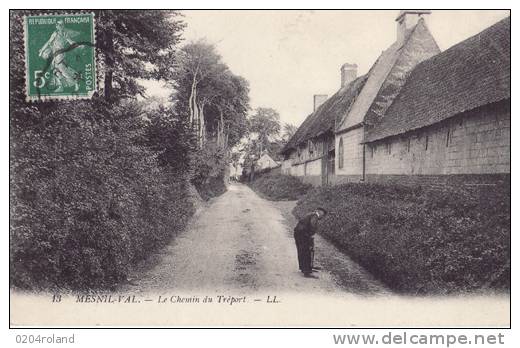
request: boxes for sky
[144,10,510,128]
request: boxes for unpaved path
[122,183,387,295]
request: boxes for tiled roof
[281,74,367,153]
[365,17,511,143]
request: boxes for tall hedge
[249,173,311,201]
[293,182,510,294]
[9,10,196,290]
[10,101,195,290]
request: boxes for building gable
[364,20,440,128]
[365,16,510,143]
[336,18,440,133]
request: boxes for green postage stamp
[24,13,97,101]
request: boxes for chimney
[341,63,358,88]
[396,10,431,44]
[313,94,328,111]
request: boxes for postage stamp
[23,13,97,102]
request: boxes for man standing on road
[294,207,327,278]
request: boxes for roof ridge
[414,15,510,70]
[364,15,510,143]
[281,74,368,154]
[336,20,431,131]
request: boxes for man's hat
[316,207,328,216]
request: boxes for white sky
[144,10,510,128]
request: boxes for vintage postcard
[9,9,510,327]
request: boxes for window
[407,138,411,152]
[425,135,429,151]
[370,145,374,158]
[386,142,391,155]
[338,137,344,169]
[446,129,451,147]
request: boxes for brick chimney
[396,10,431,44]
[341,63,357,88]
[313,94,328,111]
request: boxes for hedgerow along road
[122,183,387,295]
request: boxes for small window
[407,138,411,152]
[425,135,429,151]
[446,129,450,147]
[385,142,391,155]
[338,137,344,169]
[370,145,374,158]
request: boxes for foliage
[249,173,312,201]
[144,103,195,177]
[282,123,298,142]
[94,10,185,100]
[10,101,195,289]
[239,107,285,172]
[189,141,229,200]
[170,41,251,198]
[171,40,249,149]
[9,10,196,290]
[293,182,510,294]
[248,107,281,154]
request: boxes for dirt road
[123,183,387,295]
[12,184,510,327]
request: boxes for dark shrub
[10,102,195,290]
[293,182,510,294]
[249,173,312,201]
[189,141,228,200]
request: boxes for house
[334,10,441,183]
[282,11,510,187]
[256,151,280,170]
[280,72,367,185]
[362,16,510,185]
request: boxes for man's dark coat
[293,213,318,273]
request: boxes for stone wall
[281,135,331,184]
[335,126,364,176]
[365,101,510,183]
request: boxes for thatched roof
[281,74,368,154]
[365,16,510,143]
[337,19,440,132]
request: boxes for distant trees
[282,123,298,142]
[235,107,295,179]
[172,41,249,150]
[248,107,281,155]
[170,41,250,196]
